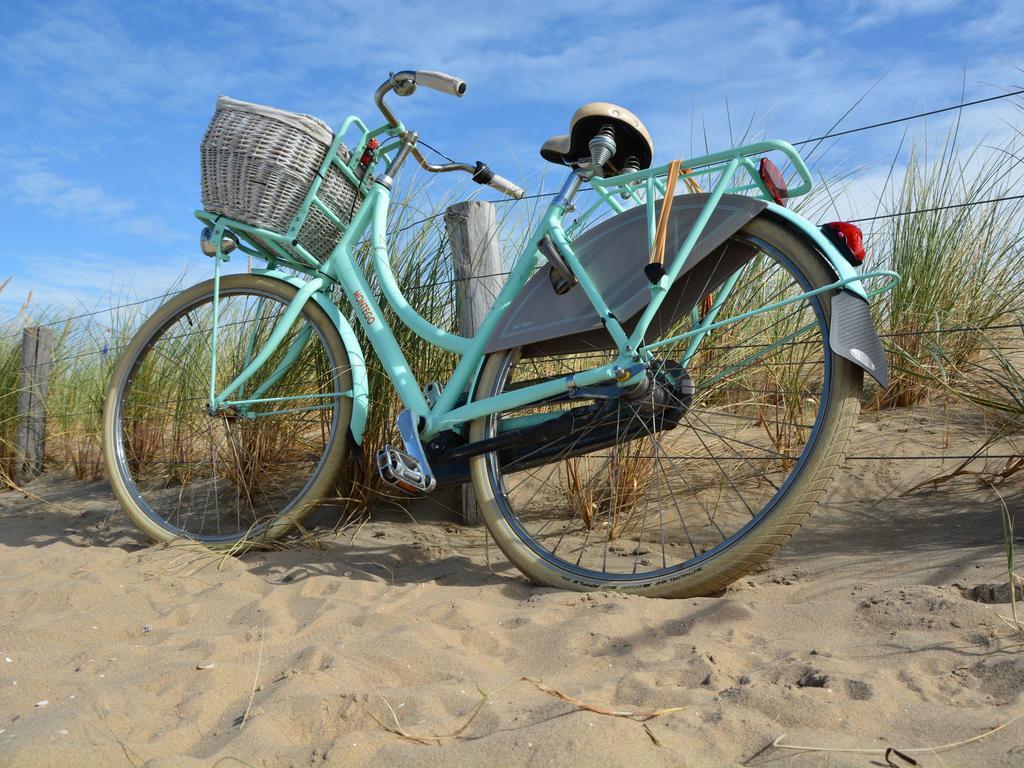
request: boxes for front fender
[253,269,369,444]
[763,203,888,387]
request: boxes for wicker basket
[200,96,363,263]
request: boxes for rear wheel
[468,216,862,597]
[102,274,352,547]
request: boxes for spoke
[681,411,755,516]
[574,516,594,567]
[632,409,658,573]
[683,409,785,491]
[509,464,562,530]
[482,235,831,579]
[691,407,816,431]
[115,289,339,540]
[647,423,703,556]
[547,487,584,559]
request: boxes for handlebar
[413,70,467,97]
[374,70,524,199]
[486,173,525,200]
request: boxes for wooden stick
[648,160,682,267]
[13,326,53,485]
[445,200,504,525]
[772,708,1024,756]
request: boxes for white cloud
[0,248,228,322]
[4,164,185,242]
[841,0,963,30]
[0,2,244,119]
[962,0,1024,41]
[11,170,135,219]
[1,0,1023,320]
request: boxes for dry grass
[562,441,655,541]
[865,127,1024,407]
[2,125,1024,530]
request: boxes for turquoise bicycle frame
[195,119,898,446]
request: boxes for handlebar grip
[488,173,525,200]
[471,162,524,200]
[414,70,467,97]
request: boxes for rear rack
[570,139,813,239]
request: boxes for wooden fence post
[445,200,504,525]
[13,326,53,486]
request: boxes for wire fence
[5,83,1024,340]
[31,313,1024,371]
[4,312,1022,473]
[3,340,1022,482]
[2,185,1020,346]
[4,85,1024,476]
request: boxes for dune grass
[863,126,1024,407]
[1,127,1022,520]
[0,183,536,505]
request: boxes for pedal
[376,446,432,493]
[374,410,437,493]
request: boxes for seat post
[553,169,586,209]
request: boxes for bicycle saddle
[540,102,653,174]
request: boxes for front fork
[205,244,332,418]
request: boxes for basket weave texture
[200,96,363,262]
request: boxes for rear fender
[762,204,888,387]
[253,269,369,444]
[481,195,888,388]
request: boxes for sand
[1,406,1023,767]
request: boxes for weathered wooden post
[13,326,53,486]
[445,200,505,524]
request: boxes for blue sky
[1,0,1021,318]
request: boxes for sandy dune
[1,408,1023,767]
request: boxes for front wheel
[468,215,862,597]
[103,274,353,547]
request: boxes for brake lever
[389,71,417,97]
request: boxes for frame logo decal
[353,290,377,325]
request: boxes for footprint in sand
[962,582,1024,604]
[967,657,1024,704]
[843,678,873,700]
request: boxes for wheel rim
[481,236,832,581]
[112,285,345,542]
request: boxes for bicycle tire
[102,274,352,547]
[468,214,862,597]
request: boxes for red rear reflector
[821,221,866,266]
[759,158,788,206]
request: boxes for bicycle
[102,70,898,597]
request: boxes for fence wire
[5,84,1024,339]
[2,179,1020,343]
[25,310,1023,371]
[4,86,1024,474]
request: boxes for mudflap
[829,290,888,387]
